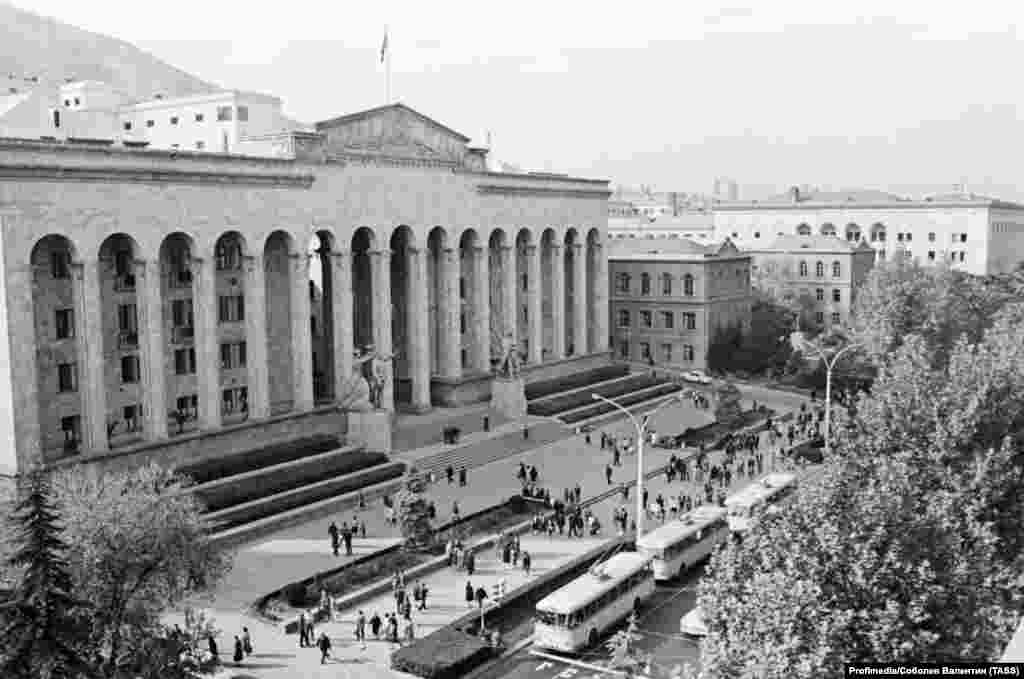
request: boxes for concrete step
[554,380,680,420]
[527,372,641,405]
[405,422,567,479]
[562,384,685,428]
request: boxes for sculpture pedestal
[348,409,393,453]
[491,377,527,420]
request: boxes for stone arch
[870,222,886,243]
[390,225,417,404]
[586,228,602,353]
[310,229,338,402]
[515,228,534,358]
[427,227,450,377]
[351,227,377,355]
[30,234,83,458]
[265,229,301,415]
[159,232,198,436]
[796,223,812,236]
[820,223,837,236]
[845,223,861,242]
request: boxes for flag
[381,29,388,64]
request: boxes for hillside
[0,0,218,99]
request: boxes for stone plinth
[491,377,527,419]
[347,409,393,453]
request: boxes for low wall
[48,405,347,477]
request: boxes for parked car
[681,370,712,385]
[680,607,708,637]
[791,439,825,464]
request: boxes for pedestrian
[523,425,530,440]
[207,635,219,663]
[298,611,309,647]
[355,610,367,644]
[419,582,429,610]
[613,446,621,466]
[358,490,366,510]
[317,631,331,664]
[343,525,353,556]
[483,415,490,432]
[466,580,475,609]
[233,635,244,665]
[452,500,460,521]
[467,550,476,576]
[360,520,367,538]
[370,611,382,639]
[459,467,468,487]
[476,585,488,609]
[404,616,416,644]
[446,465,455,484]
[522,550,532,575]
[242,626,253,656]
[585,431,592,445]
[328,521,340,556]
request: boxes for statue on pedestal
[354,344,395,411]
[498,335,520,379]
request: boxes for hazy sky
[13,0,1024,199]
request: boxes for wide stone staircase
[526,364,684,426]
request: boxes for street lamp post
[799,340,863,456]
[591,391,689,538]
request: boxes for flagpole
[385,26,391,105]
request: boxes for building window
[195,113,205,122]
[222,387,248,416]
[51,251,71,279]
[662,311,674,329]
[683,312,696,330]
[640,342,651,360]
[58,363,78,392]
[218,295,245,323]
[460,313,466,334]
[960,233,968,243]
[615,273,630,293]
[796,224,812,236]
[215,241,242,270]
[816,288,824,302]
[459,277,466,300]
[73,97,80,105]
[754,231,761,239]
[641,273,651,295]
[237,106,249,122]
[220,341,247,370]
[63,100,70,107]
[195,141,205,150]
[662,343,673,362]
[175,348,196,375]
[121,355,140,383]
[618,310,630,327]
[661,273,672,295]
[832,289,841,303]
[123,121,132,131]
[815,261,824,277]
[832,261,841,278]
[146,119,155,128]
[927,250,935,261]
[61,415,81,447]
[905,232,913,242]
[217,105,233,121]
[682,345,694,362]
[118,303,138,334]
[123,405,141,432]
[683,274,694,296]
[928,232,936,242]
[172,298,194,329]
[619,340,630,360]
[798,261,808,277]
[640,311,652,328]
[958,251,965,262]
[176,395,198,419]
[878,249,886,260]
[55,308,75,339]
[815,312,824,325]
[522,273,529,292]
[831,312,841,325]
[170,116,179,125]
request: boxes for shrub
[528,374,665,417]
[283,582,309,608]
[178,434,342,485]
[525,365,629,400]
[390,627,493,679]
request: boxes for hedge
[560,383,682,424]
[178,434,342,485]
[391,627,493,679]
[528,374,666,418]
[208,461,405,532]
[194,450,389,513]
[525,364,629,401]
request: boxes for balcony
[118,331,139,349]
[114,273,137,292]
[172,326,195,345]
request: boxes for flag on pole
[381,28,389,64]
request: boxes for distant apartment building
[0,78,306,153]
[748,234,876,331]
[608,238,753,371]
[608,213,716,242]
[713,186,1024,276]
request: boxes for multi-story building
[0,102,612,477]
[713,186,1024,276]
[747,234,876,331]
[608,238,752,371]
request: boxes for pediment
[316,103,470,163]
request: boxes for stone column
[500,245,517,345]
[135,259,167,440]
[550,243,565,360]
[526,244,542,364]
[72,260,108,453]
[408,246,432,411]
[572,243,588,356]
[290,253,314,412]
[190,256,221,430]
[244,255,270,419]
[331,251,354,403]
[439,247,462,379]
[371,249,395,411]
[472,245,491,373]
[591,242,609,353]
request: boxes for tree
[713,381,743,428]
[395,467,433,550]
[606,611,641,672]
[706,324,742,375]
[0,469,95,679]
[48,463,231,678]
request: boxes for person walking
[452,500,461,521]
[475,585,488,610]
[467,550,476,576]
[403,616,416,644]
[317,631,332,664]
[343,524,353,556]
[466,580,475,608]
[207,635,219,664]
[242,627,252,656]
[356,610,367,645]
[233,635,244,665]
[459,467,468,487]
[522,549,532,575]
[419,582,429,610]
[328,521,340,556]
[370,611,382,639]
[298,611,309,648]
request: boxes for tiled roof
[753,234,868,253]
[608,237,744,261]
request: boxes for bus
[636,506,729,581]
[724,472,797,532]
[534,551,655,652]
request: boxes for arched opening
[310,230,337,403]
[870,222,886,243]
[820,223,836,236]
[564,228,579,356]
[516,229,534,360]
[540,228,558,361]
[459,229,481,372]
[390,226,415,405]
[98,233,145,446]
[845,223,861,242]
[351,227,377,356]
[796,223,812,236]
[488,229,509,369]
[160,232,197,437]
[427,227,447,377]
[265,230,296,415]
[31,234,82,458]
[586,228,601,354]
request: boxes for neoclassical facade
[0,103,611,475]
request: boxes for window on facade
[832,289,841,303]
[460,313,466,334]
[798,261,808,277]
[754,231,761,239]
[661,273,672,295]
[217,295,245,323]
[55,308,74,339]
[237,106,249,121]
[174,348,197,375]
[662,311,674,329]
[121,355,140,384]
[195,141,205,150]
[640,311,652,328]
[118,304,138,334]
[172,299,194,328]
[123,405,141,432]
[195,113,205,122]
[683,345,694,362]
[522,273,529,292]
[641,273,651,295]
[815,261,824,277]
[220,341,247,370]
[73,98,80,105]
[928,251,935,261]
[123,121,132,131]
[683,274,694,296]
[832,261,841,278]
[58,363,77,392]
[958,251,965,262]
[61,415,81,445]
[217,106,233,121]
[816,288,824,302]
[960,233,967,243]
[176,395,198,418]
[619,340,630,360]
[618,310,630,327]
[221,387,248,416]
[831,312,841,325]
[928,232,936,242]
[640,342,651,360]
[146,119,155,128]
[662,343,673,362]
[796,224,812,236]
[215,241,242,270]
[51,251,71,279]
[815,312,824,325]
[170,116,179,125]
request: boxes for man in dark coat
[328,522,340,557]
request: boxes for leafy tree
[706,324,742,374]
[0,469,95,679]
[48,463,231,678]
[606,611,641,671]
[395,467,433,550]
[712,381,743,428]
[119,608,219,679]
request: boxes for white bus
[534,551,655,652]
[724,472,798,533]
[636,506,729,581]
